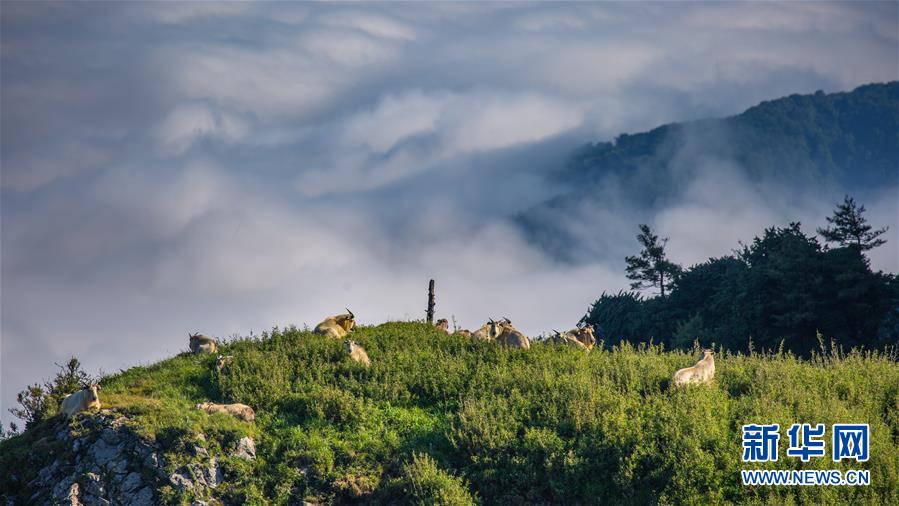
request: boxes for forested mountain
[566,82,897,188]
[518,82,898,258]
[524,83,899,354]
[564,82,899,189]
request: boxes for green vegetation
[8,357,94,430]
[584,219,897,355]
[517,82,898,262]
[564,82,898,191]
[818,195,890,251]
[624,224,682,298]
[3,322,897,504]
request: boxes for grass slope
[3,322,898,505]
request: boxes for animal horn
[345,308,354,319]
[488,318,495,324]
[502,317,511,324]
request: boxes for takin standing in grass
[196,402,255,422]
[215,355,234,373]
[434,318,450,334]
[189,333,218,354]
[344,339,371,367]
[59,384,101,418]
[314,309,357,338]
[496,318,530,349]
[672,349,715,387]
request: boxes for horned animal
[496,318,530,349]
[471,319,502,341]
[59,384,101,418]
[344,339,371,367]
[570,325,596,350]
[314,308,356,338]
[550,330,589,350]
[195,401,255,422]
[453,329,472,338]
[671,349,715,387]
[434,319,449,334]
[189,333,218,354]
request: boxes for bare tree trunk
[426,279,436,324]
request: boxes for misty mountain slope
[3,322,898,504]
[518,82,898,262]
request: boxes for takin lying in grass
[196,402,255,422]
[344,339,371,367]
[496,318,530,349]
[434,318,450,334]
[314,308,356,338]
[672,349,715,387]
[453,329,472,338]
[189,333,218,354]
[550,325,596,351]
[60,384,101,418]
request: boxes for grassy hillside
[3,322,898,504]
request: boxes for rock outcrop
[3,410,256,505]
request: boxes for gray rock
[120,472,142,493]
[81,472,104,497]
[88,439,120,468]
[233,436,256,460]
[190,444,209,459]
[205,458,222,488]
[169,468,195,491]
[51,477,76,501]
[37,461,59,483]
[100,428,121,446]
[123,487,154,506]
[143,450,163,471]
[109,457,129,476]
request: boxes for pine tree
[817,196,888,251]
[625,224,682,297]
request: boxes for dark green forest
[582,214,897,355]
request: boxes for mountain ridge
[517,82,898,261]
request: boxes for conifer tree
[625,224,682,297]
[817,196,888,251]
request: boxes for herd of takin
[58,310,715,421]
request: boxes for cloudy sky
[2,1,897,422]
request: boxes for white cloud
[319,10,417,40]
[297,90,583,196]
[156,103,249,155]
